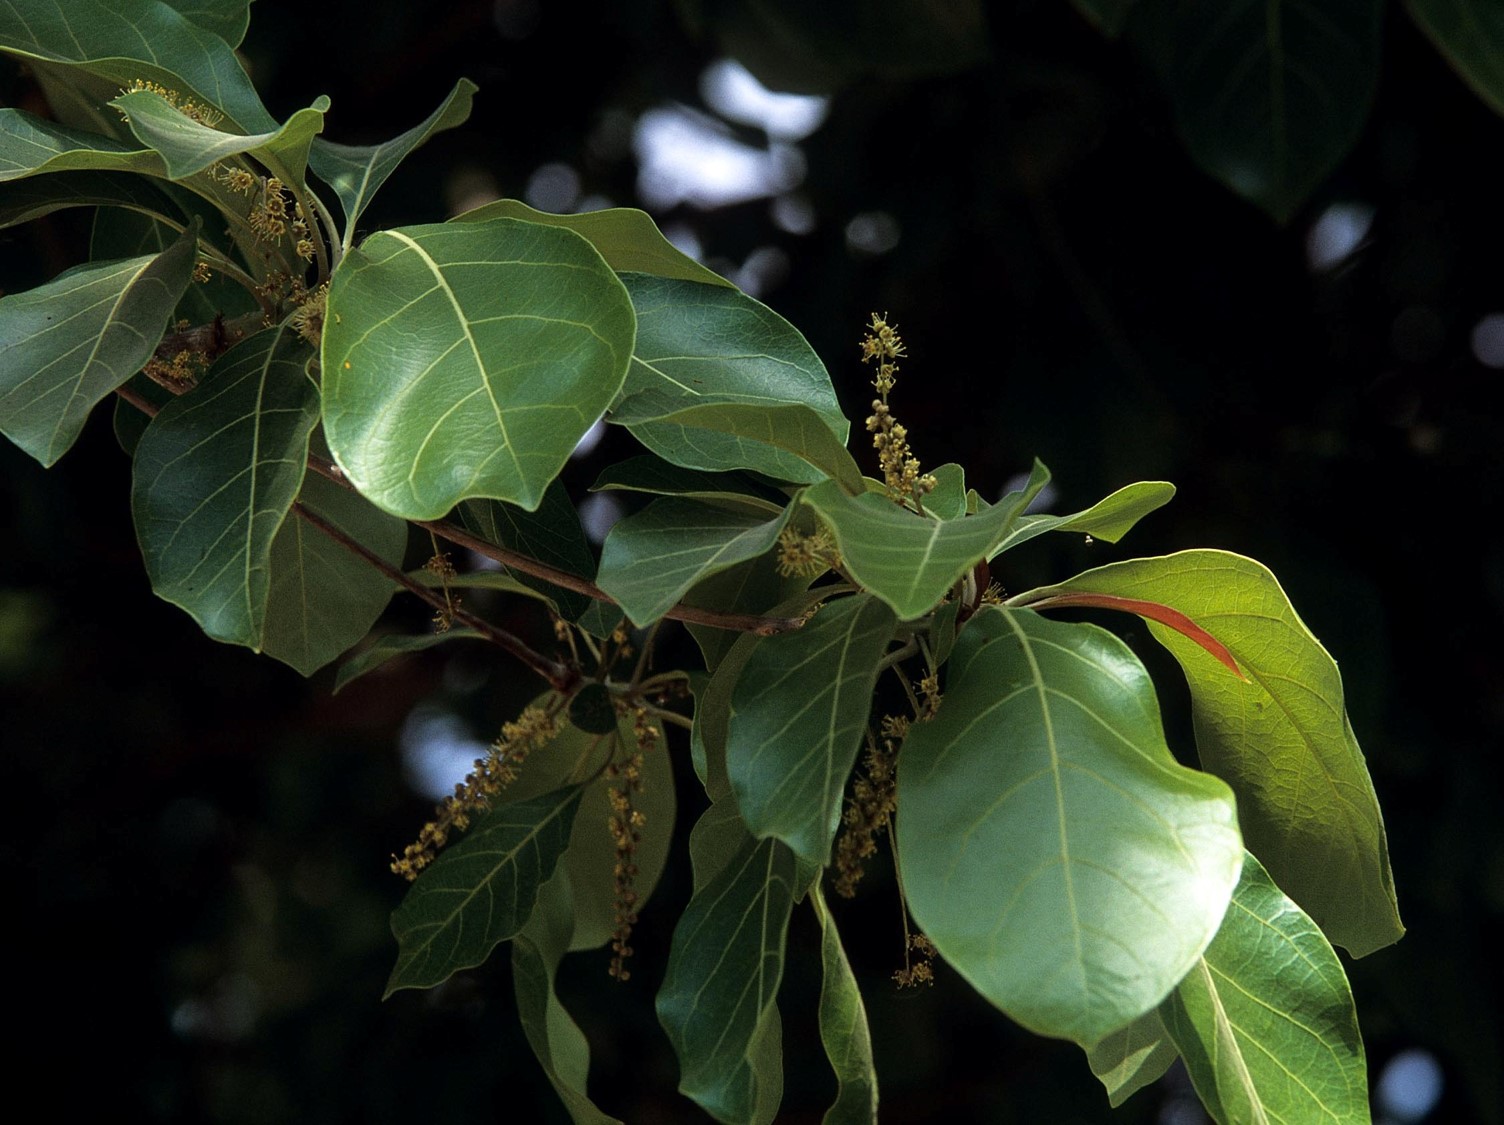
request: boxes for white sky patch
[635,105,805,210]
[1306,202,1375,272]
[399,708,487,801]
[700,58,829,141]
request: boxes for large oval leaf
[131,324,320,648]
[0,108,160,181]
[1160,852,1369,1124]
[811,885,879,1125]
[322,217,635,519]
[1027,550,1402,956]
[610,272,848,484]
[386,785,582,996]
[0,226,197,466]
[896,608,1243,1045]
[112,89,328,183]
[727,594,896,865]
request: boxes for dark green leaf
[596,496,793,626]
[112,89,328,182]
[322,218,635,519]
[386,785,582,995]
[261,471,407,676]
[1086,1011,1177,1108]
[682,554,808,674]
[989,480,1175,557]
[896,608,1243,1045]
[0,108,160,180]
[727,594,895,865]
[1135,0,1384,220]
[453,198,733,288]
[569,683,617,735]
[1071,0,1135,36]
[334,628,488,694]
[1030,550,1402,956]
[928,599,960,668]
[800,460,1050,619]
[90,203,256,326]
[131,324,319,648]
[1405,0,1504,116]
[590,453,787,514]
[811,886,878,1125]
[0,169,178,231]
[656,810,796,1125]
[161,0,252,47]
[1160,852,1369,1124]
[611,272,849,484]
[407,567,560,614]
[512,870,623,1125]
[0,0,276,132]
[0,226,196,466]
[310,79,477,246]
[458,485,597,622]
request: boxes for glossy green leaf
[727,594,896,865]
[811,886,879,1125]
[656,811,796,1125]
[512,870,623,1125]
[0,0,276,132]
[0,227,196,466]
[1030,550,1402,956]
[310,79,477,245]
[0,109,161,181]
[596,496,793,626]
[260,471,408,676]
[590,454,787,514]
[333,628,488,693]
[459,486,597,622]
[896,608,1243,1045]
[611,394,864,492]
[322,217,635,519]
[1086,1010,1177,1108]
[1139,0,1384,221]
[801,460,1050,619]
[161,0,252,47]
[611,273,848,484]
[454,198,733,288]
[131,324,319,647]
[1160,852,1368,1124]
[682,555,809,675]
[1071,0,1135,36]
[90,202,256,327]
[386,785,582,995]
[112,89,328,182]
[1406,0,1504,115]
[0,169,178,231]
[989,480,1175,557]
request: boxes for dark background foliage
[2,1,1500,1120]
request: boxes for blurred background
[2,1,1500,1120]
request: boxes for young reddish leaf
[1023,592,1246,680]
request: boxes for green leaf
[112,89,329,182]
[569,683,617,735]
[512,870,623,1125]
[1030,550,1402,956]
[1405,0,1504,116]
[322,217,635,520]
[260,471,408,676]
[1086,1010,1177,1108]
[989,480,1175,557]
[0,169,178,231]
[131,324,320,648]
[310,79,477,244]
[1071,0,1135,36]
[596,496,793,627]
[161,0,252,47]
[90,202,257,326]
[611,395,864,492]
[1137,0,1384,221]
[408,568,560,614]
[801,460,1051,619]
[811,886,879,1125]
[458,485,597,622]
[453,198,734,289]
[0,226,197,466]
[896,608,1243,1046]
[925,463,967,520]
[682,555,810,675]
[386,785,582,996]
[0,108,161,181]
[727,594,896,865]
[590,454,787,515]
[656,811,796,1125]
[334,628,489,693]
[929,599,961,667]
[1160,852,1369,1124]
[611,273,849,484]
[0,0,276,132]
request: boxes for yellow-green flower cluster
[861,315,936,504]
